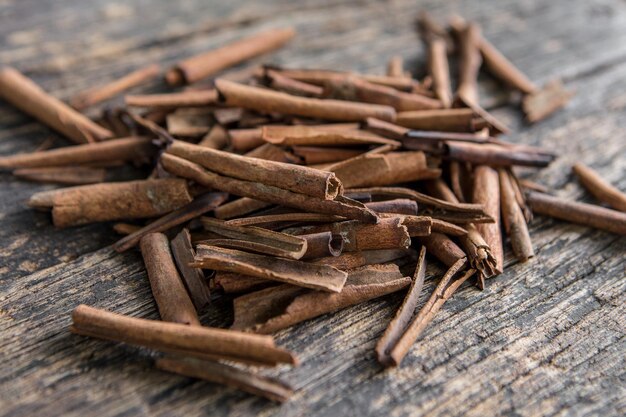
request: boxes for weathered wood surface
[1,0,625,416]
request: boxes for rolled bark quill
[0,136,154,169]
[417,13,453,108]
[313,249,415,270]
[215,79,397,122]
[499,169,534,261]
[70,305,297,366]
[454,22,482,107]
[225,213,346,228]
[160,154,378,223]
[126,89,218,108]
[262,69,324,97]
[292,146,363,165]
[446,142,555,167]
[13,166,106,185]
[418,232,466,268]
[140,233,201,326]
[214,197,273,220]
[365,199,418,215]
[166,140,342,200]
[300,232,344,259]
[270,68,416,91]
[171,229,211,311]
[193,245,348,292]
[572,163,626,212]
[322,75,442,111]
[386,56,406,78]
[262,125,400,147]
[28,179,193,228]
[522,79,572,123]
[0,67,113,143]
[166,27,296,85]
[156,356,294,403]
[231,264,411,333]
[526,191,626,235]
[473,165,504,273]
[114,192,228,252]
[396,108,485,132]
[71,64,160,109]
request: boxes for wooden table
[1,1,625,416]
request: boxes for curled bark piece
[198,125,230,149]
[300,232,344,259]
[193,245,348,293]
[499,169,534,261]
[376,246,427,366]
[526,191,626,236]
[418,233,466,268]
[262,124,400,147]
[215,79,396,122]
[71,64,160,109]
[29,179,192,228]
[126,89,218,108]
[140,233,200,326]
[171,229,211,311]
[199,217,307,260]
[292,146,364,165]
[13,166,106,185]
[0,67,113,143]
[270,68,416,91]
[396,108,482,132]
[166,28,295,85]
[454,22,482,107]
[386,260,475,366]
[225,213,346,227]
[161,154,378,223]
[446,142,554,167]
[214,198,273,220]
[166,109,212,136]
[70,304,297,366]
[0,136,154,169]
[167,140,342,200]
[232,264,411,333]
[572,163,626,212]
[156,356,294,403]
[263,69,324,97]
[473,166,503,273]
[426,37,452,108]
[365,199,418,215]
[362,117,409,140]
[244,143,300,164]
[214,272,274,294]
[522,80,572,122]
[114,192,227,252]
[312,248,416,270]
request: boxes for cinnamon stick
[140,233,201,326]
[214,197,273,220]
[454,22,482,107]
[229,128,265,152]
[13,166,106,185]
[419,233,466,267]
[263,69,324,97]
[473,165,503,273]
[171,229,211,311]
[126,89,218,108]
[71,64,160,109]
[572,163,626,212]
[300,231,344,259]
[499,169,534,260]
[198,124,230,149]
[446,142,554,167]
[70,304,297,366]
[166,28,296,85]
[0,67,113,143]
[271,68,416,91]
[312,248,416,270]
[262,124,400,147]
[225,213,346,228]
[522,80,572,123]
[193,245,348,292]
[215,79,397,122]
[29,178,193,228]
[396,108,482,132]
[365,199,418,215]
[292,146,363,165]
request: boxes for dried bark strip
[263,69,324,97]
[446,142,555,167]
[312,248,416,270]
[126,89,218,108]
[0,136,154,169]
[0,67,113,143]
[365,199,418,215]
[262,125,400,147]
[418,232,467,267]
[114,192,228,252]
[29,179,193,228]
[362,117,409,140]
[193,245,348,292]
[13,166,106,185]
[232,264,411,333]
[225,213,346,227]
[156,356,294,403]
[198,125,229,149]
[300,232,344,259]
[473,165,503,273]
[70,305,297,366]
[454,22,482,107]
[271,68,416,91]
[376,246,427,366]
[499,169,534,261]
[171,229,211,311]
[214,197,273,220]
[167,140,342,200]
[161,154,378,223]
[245,143,300,164]
[214,272,274,294]
[71,64,160,109]
[140,233,200,326]
[292,146,363,165]
[396,108,483,132]
[522,80,573,122]
[572,163,626,212]
[526,191,626,235]
[166,28,295,85]
[215,79,396,122]
[199,216,308,260]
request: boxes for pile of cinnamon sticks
[1,12,625,403]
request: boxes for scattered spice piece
[13,166,106,185]
[572,163,626,212]
[171,229,211,311]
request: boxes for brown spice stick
[71,64,160,109]
[454,22,482,107]
[387,56,406,78]
[167,140,342,200]
[271,68,416,91]
[478,35,537,94]
[199,217,307,260]
[215,79,396,122]
[166,28,295,85]
[419,233,467,267]
[160,154,378,223]
[214,198,273,220]
[13,166,106,185]
[526,191,626,235]
[229,128,264,152]
[198,125,230,149]
[376,246,427,366]
[0,67,113,143]
[193,245,347,292]
[166,109,212,136]
[387,261,475,366]
[140,233,201,326]
[499,169,534,261]
[244,143,300,164]
[262,125,400,147]
[70,304,297,366]
[427,38,453,108]
[292,146,363,165]
[29,179,193,228]
[263,69,324,97]
[114,192,228,252]
[0,136,154,169]
[396,108,481,132]
[522,80,572,122]
[171,229,211,311]
[362,117,409,140]
[365,199,418,215]
[313,249,416,270]
[572,163,626,212]
[225,213,346,227]
[156,356,293,403]
[446,142,554,167]
[232,264,411,333]
[126,89,218,108]
[300,231,344,259]
[215,272,274,294]
[473,165,503,273]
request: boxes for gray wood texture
[1,0,625,416]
